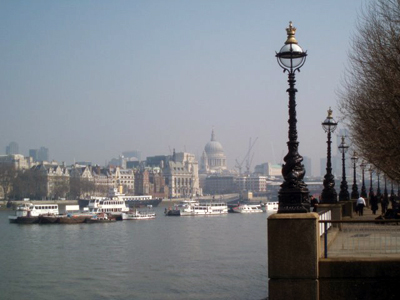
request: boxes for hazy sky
[0,0,368,175]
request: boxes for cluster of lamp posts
[275,22,395,213]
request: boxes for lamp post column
[351,152,359,199]
[360,161,367,198]
[338,136,349,201]
[376,171,381,198]
[368,167,374,199]
[397,183,400,198]
[391,181,395,197]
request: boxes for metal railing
[318,210,331,237]
[319,219,400,258]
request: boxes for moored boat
[165,200,228,216]
[58,214,92,224]
[9,203,59,224]
[265,201,278,212]
[122,205,156,220]
[86,213,116,223]
[38,214,59,224]
[231,203,265,213]
[86,188,130,220]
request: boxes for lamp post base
[278,188,310,213]
[321,189,338,204]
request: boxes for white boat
[87,188,129,219]
[265,201,278,212]
[232,203,265,213]
[9,203,59,224]
[166,200,228,216]
[122,205,156,220]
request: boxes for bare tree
[0,164,16,200]
[10,169,47,200]
[339,0,400,181]
[52,177,69,199]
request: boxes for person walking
[370,194,378,215]
[310,195,319,212]
[356,196,366,216]
[381,195,388,215]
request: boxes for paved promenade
[325,205,400,258]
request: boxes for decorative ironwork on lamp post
[368,166,374,199]
[338,136,349,201]
[275,22,309,213]
[320,108,338,203]
[350,151,359,199]
[376,170,382,198]
[391,181,395,197]
[360,161,367,198]
[397,182,400,198]
[384,175,389,203]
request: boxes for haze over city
[0,0,368,175]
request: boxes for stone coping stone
[268,212,319,220]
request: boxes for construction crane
[235,137,258,175]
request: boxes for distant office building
[254,162,281,177]
[236,175,267,193]
[6,142,19,155]
[303,156,312,177]
[29,147,49,162]
[38,147,49,161]
[122,150,141,161]
[126,161,141,169]
[146,155,168,168]
[204,175,236,195]
[29,149,38,161]
[0,154,34,170]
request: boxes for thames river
[0,206,269,300]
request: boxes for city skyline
[0,0,368,176]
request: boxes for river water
[0,206,269,300]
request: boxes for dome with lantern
[201,130,227,173]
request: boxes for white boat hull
[166,201,228,216]
[265,202,278,212]
[232,205,264,213]
[122,211,156,220]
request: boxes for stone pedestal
[339,201,353,218]
[268,213,320,300]
[350,199,357,217]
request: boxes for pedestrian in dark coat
[370,194,378,215]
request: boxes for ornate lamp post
[360,161,368,198]
[397,182,400,198]
[368,166,374,199]
[338,136,350,201]
[391,181,395,197]
[351,151,359,199]
[275,22,309,213]
[320,108,338,203]
[384,175,389,203]
[376,170,381,198]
